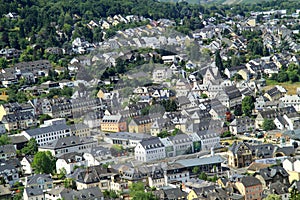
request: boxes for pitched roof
[257,166,289,181]
[23,124,70,136]
[240,176,262,187]
[26,174,53,185]
[270,181,289,195]
[0,144,16,154]
[140,137,164,150]
[41,136,95,150]
[25,186,43,197]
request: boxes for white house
[23,187,44,200]
[56,152,87,174]
[280,95,300,112]
[283,158,300,173]
[21,156,33,175]
[134,137,166,162]
[152,68,172,83]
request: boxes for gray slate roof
[24,124,70,136]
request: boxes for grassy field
[265,79,300,95]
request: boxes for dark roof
[250,144,275,158]
[266,87,282,98]
[270,181,289,195]
[57,152,85,163]
[163,188,187,199]
[24,124,70,136]
[229,141,251,155]
[60,187,103,200]
[25,186,43,197]
[224,85,242,100]
[69,165,110,184]
[140,137,164,149]
[259,106,297,119]
[0,144,16,154]
[2,111,35,123]
[26,174,53,185]
[240,176,262,187]
[41,136,95,150]
[257,166,289,181]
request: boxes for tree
[0,134,11,145]
[215,50,224,71]
[64,178,76,189]
[21,138,38,155]
[277,71,289,83]
[0,58,8,69]
[31,151,56,174]
[199,172,208,180]
[58,168,67,180]
[129,182,157,200]
[264,194,281,200]
[192,166,200,174]
[262,119,276,131]
[39,114,52,124]
[242,96,255,117]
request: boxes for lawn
[265,79,300,95]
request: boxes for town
[1,0,300,200]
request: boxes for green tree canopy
[129,182,157,200]
[262,119,276,131]
[31,151,56,174]
[242,96,255,117]
[0,134,11,145]
[21,138,38,155]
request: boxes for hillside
[159,0,271,4]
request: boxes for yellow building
[100,115,127,133]
[128,116,156,134]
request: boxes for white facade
[39,140,97,157]
[21,125,71,146]
[56,157,87,174]
[23,189,44,200]
[21,157,33,175]
[280,95,300,112]
[283,158,300,173]
[134,143,166,162]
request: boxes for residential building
[56,152,87,174]
[254,166,289,189]
[21,156,33,175]
[217,85,242,109]
[38,136,97,157]
[0,162,19,186]
[169,134,194,156]
[235,176,263,200]
[100,115,127,132]
[83,146,112,167]
[0,144,16,160]
[135,137,166,162]
[2,111,37,131]
[269,181,289,200]
[69,165,111,191]
[228,142,253,168]
[255,106,298,129]
[152,67,172,83]
[128,115,156,134]
[280,94,300,112]
[229,116,255,135]
[25,174,53,191]
[70,123,90,137]
[104,132,152,148]
[23,186,44,200]
[21,124,71,146]
[45,186,104,200]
